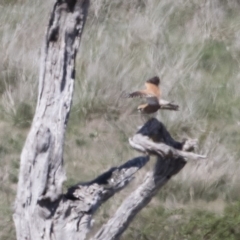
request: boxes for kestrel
[127,76,179,114]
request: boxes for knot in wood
[36,127,51,153]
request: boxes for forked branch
[50,156,150,240]
[93,155,186,240]
[92,118,204,239]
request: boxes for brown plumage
[137,96,161,114]
[127,76,179,114]
[128,76,161,100]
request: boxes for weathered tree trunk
[14,0,90,239]
[13,1,205,240]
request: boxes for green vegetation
[13,102,33,128]
[126,202,240,240]
[0,0,240,239]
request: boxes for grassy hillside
[0,0,240,239]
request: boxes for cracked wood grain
[14,1,90,239]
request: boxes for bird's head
[146,76,160,86]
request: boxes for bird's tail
[159,99,179,111]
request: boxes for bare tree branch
[50,155,150,240]
[66,155,150,203]
[93,118,205,240]
[93,155,186,240]
[129,118,206,160]
[129,134,206,160]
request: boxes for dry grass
[0,0,240,239]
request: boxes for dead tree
[13,1,205,239]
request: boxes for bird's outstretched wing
[124,76,161,99]
[127,90,154,98]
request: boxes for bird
[126,76,179,114]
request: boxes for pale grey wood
[60,156,149,239]
[46,155,149,240]
[93,155,186,240]
[92,118,204,240]
[66,155,150,203]
[129,117,206,160]
[13,1,90,239]
[129,134,206,160]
